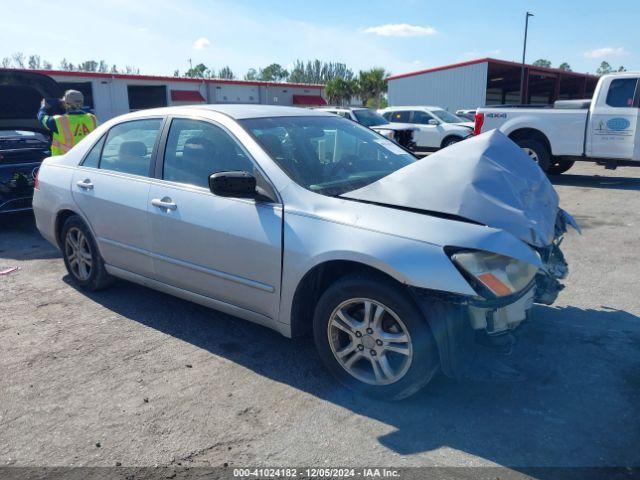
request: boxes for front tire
[313,274,439,401]
[61,215,114,291]
[546,160,574,175]
[441,136,462,149]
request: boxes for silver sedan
[33,105,577,400]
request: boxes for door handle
[151,197,177,211]
[76,179,94,190]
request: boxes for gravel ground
[1,162,639,472]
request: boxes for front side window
[430,109,465,124]
[163,118,253,189]
[606,78,638,108]
[242,116,415,196]
[411,110,436,125]
[99,119,162,176]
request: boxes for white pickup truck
[475,72,640,174]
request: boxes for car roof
[119,104,334,121]
[382,106,442,111]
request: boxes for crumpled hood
[342,130,561,247]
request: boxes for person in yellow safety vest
[37,90,97,156]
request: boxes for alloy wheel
[65,227,93,281]
[327,298,413,386]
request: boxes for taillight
[474,112,485,136]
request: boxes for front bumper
[0,161,41,213]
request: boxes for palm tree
[357,68,388,108]
[326,78,355,106]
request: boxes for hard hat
[63,90,84,108]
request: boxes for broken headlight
[451,250,538,298]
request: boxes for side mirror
[428,119,439,126]
[209,171,257,198]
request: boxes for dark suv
[0,70,62,214]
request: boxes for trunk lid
[342,130,560,247]
[0,70,64,133]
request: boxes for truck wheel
[61,215,114,291]
[313,274,439,401]
[514,138,551,172]
[546,160,575,175]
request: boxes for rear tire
[546,160,574,175]
[514,138,551,172]
[61,215,114,291]
[313,274,439,401]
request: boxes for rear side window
[99,119,162,176]
[81,135,105,168]
[606,78,638,108]
[388,111,410,123]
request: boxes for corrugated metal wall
[388,62,488,112]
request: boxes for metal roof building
[9,69,326,122]
[386,58,599,112]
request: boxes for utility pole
[520,11,534,104]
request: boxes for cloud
[584,47,629,59]
[362,23,437,37]
[192,37,211,50]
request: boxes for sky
[0,0,637,78]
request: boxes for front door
[409,110,442,149]
[589,76,639,160]
[147,117,283,320]
[71,118,164,277]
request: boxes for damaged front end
[412,208,580,380]
[533,209,581,305]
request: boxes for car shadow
[0,212,60,261]
[549,173,640,191]
[75,277,640,473]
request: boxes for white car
[379,106,474,151]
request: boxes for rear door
[589,76,639,159]
[71,117,164,277]
[147,117,283,320]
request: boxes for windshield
[431,109,466,124]
[242,116,415,196]
[351,109,389,127]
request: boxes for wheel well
[54,209,78,248]
[441,135,462,149]
[508,128,552,154]
[289,261,405,338]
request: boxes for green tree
[558,62,572,71]
[357,68,388,109]
[12,52,25,68]
[617,65,627,72]
[185,63,210,78]
[288,59,354,84]
[218,66,235,79]
[325,78,356,106]
[28,55,41,69]
[244,68,258,80]
[596,61,612,75]
[42,60,53,70]
[532,59,552,68]
[259,63,289,82]
[78,60,99,72]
